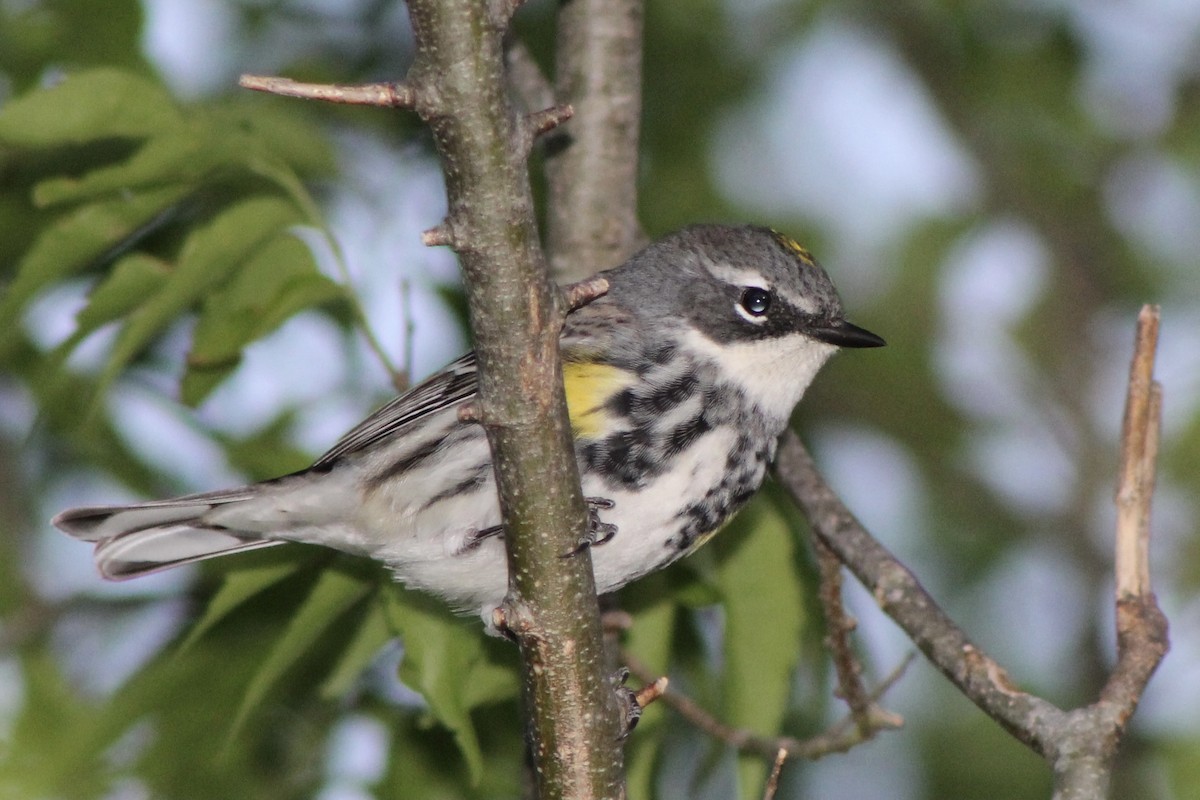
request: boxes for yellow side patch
[770,229,815,265]
[562,361,637,440]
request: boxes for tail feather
[94,526,282,580]
[53,502,217,542]
[51,491,282,581]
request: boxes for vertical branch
[1097,303,1169,741]
[403,2,626,797]
[544,0,645,281]
[1114,305,1160,599]
[1055,306,1169,799]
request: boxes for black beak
[808,320,886,348]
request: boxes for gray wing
[315,299,631,468]
[313,353,478,467]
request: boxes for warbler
[53,224,883,626]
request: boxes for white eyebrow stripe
[709,265,770,290]
[778,289,818,314]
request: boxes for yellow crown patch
[770,230,815,265]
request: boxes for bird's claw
[611,668,643,738]
[561,497,618,557]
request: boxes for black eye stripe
[739,287,771,316]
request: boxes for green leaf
[319,596,392,699]
[43,253,170,368]
[4,650,108,799]
[181,232,344,405]
[0,68,182,147]
[212,409,314,480]
[32,129,212,207]
[97,579,337,800]
[230,565,374,736]
[39,252,171,384]
[74,253,171,330]
[381,586,518,785]
[0,185,188,343]
[176,559,302,654]
[241,153,328,227]
[0,0,147,95]
[31,118,327,214]
[713,490,807,799]
[377,711,523,800]
[96,195,302,397]
[210,103,336,178]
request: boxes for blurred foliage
[2,0,1199,798]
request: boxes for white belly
[291,410,761,621]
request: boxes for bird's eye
[739,287,771,317]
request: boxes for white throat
[682,328,837,422]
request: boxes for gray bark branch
[402,1,626,797]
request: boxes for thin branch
[622,649,908,762]
[1080,306,1169,794]
[521,104,576,155]
[775,305,1169,799]
[457,401,483,425]
[561,275,610,313]
[319,233,407,391]
[812,536,873,736]
[761,749,789,800]
[1053,309,1169,796]
[1114,304,1160,599]
[238,75,417,107]
[421,221,457,248]
[777,431,1065,754]
[634,676,669,708]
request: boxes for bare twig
[634,676,669,708]
[502,46,576,155]
[520,104,575,155]
[561,275,610,313]
[622,649,908,761]
[238,75,417,107]
[420,221,456,248]
[456,402,483,425]
[812,537,873,736]
[1082,306,1169,788]
[761,749,789,800]
[1114,305,1160,599]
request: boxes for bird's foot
[610,667,669,738]
[562,497,617,557]
[612,668,642,738]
